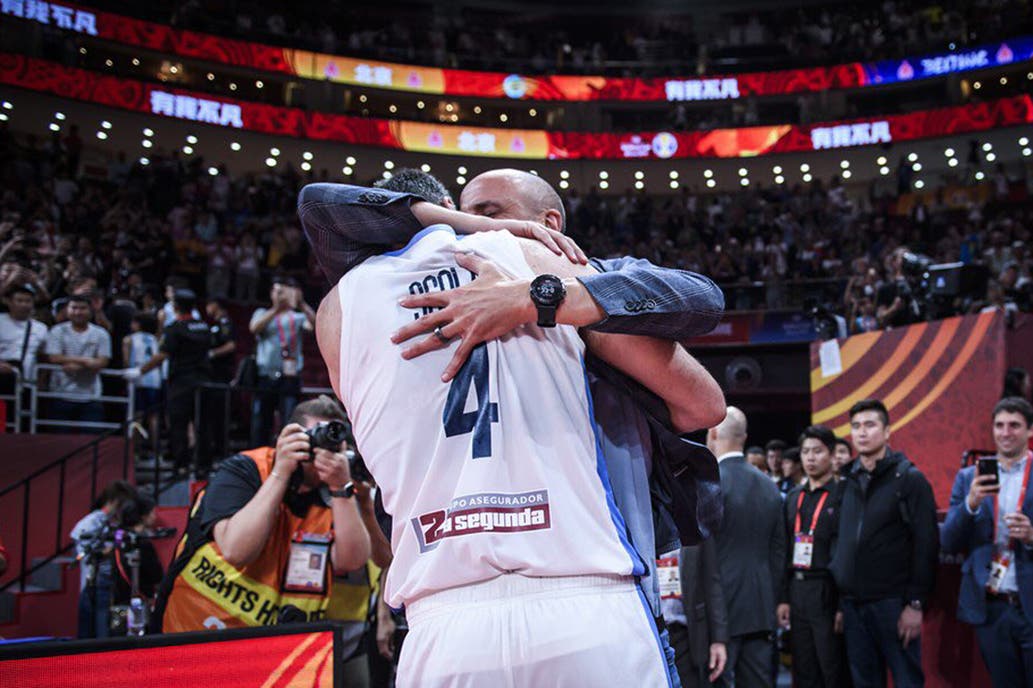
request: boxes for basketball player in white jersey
[316,200,711,685]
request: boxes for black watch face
[531,275,565,306]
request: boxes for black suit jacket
[679,538,729,666]
[714,454,786,637]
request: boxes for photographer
[111,495,165,609]
[876,248,921,328]
[153,395,371,633]
[70,480,137,639]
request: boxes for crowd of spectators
[81,0,1033,75]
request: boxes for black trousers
[718,631,774,688]
[168,380,213,472]
[788,574,849,688]
[974,597,1033,688]
[668,622,708,688]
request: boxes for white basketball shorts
[396,573,672,688]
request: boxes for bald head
[714,406,748,440]
[460,169,566,232]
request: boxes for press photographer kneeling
[153,396,371,633]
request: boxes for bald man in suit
[709,407,786,688]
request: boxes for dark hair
[118,495,155,529]
[91,480,137,511]
[132,312,158,334]
[272,275,299,289]
[993,396,1033,427]
[834,437,852,452]
[288,394,347,426]
[765,439,787,453]
[67,294,91,307]
[1003,367,1030,400]
[745,445,765,456]
[799,425,837,452]
[376,168,454,207]
[173,289,197,314]
[848,399,890,427]
[783,447,801,463]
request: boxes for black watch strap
[536,304,558,328]
[529,275,566,328]
[328,482,355,499]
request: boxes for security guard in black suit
[776,425,849,688]
[126,289,212,475]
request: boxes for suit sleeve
[297,183,425,283]
[769,491,787,610]
[583,257,724,340]
[701,538,729,644]
[779,496,793,604]
[941,468,978,554]
[907,471,940,604]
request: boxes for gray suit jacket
[679,539,729,665]
[714,454,786,637]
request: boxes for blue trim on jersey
[635,581,677,688]
[580,359,647,577]
[382,224,456,256]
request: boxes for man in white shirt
[43,295,112,431]
[0,283,48,429]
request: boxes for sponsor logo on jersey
[411,490,551,552]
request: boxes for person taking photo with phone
[942,396,1033,686]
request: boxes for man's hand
[62,361,83,374]
[708,642,727,682]
[313,447,351,490]
[488,219,587,265]
[352,479,375,515]
[967,474,1000,512]
[897,606,922,648]
[392,252,535,382]
[122,367,142,382]
[273,423,311,477]
[1005,512,1033,545]
[776,603,790,629]
[834,610,844,634]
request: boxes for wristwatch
[529,274,566,328]
[327,482,355,499]
[907,599,922,611]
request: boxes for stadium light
[256,80,264,89]
[389,105,397,113]
[975,171,986,180]
[139,157,149,165]
[880,166,890,175]
[772,166,782,174]
[912,163,922,172]
[1020,137,1029,146]
[915,180,925,189]
[703,169,713,178]
[421,164,432,172]
[986,152,997,162]
[599,180,609,190]
[738,168,748,177]
[670,181,679,189]
[529,109,537,117]
[669,171,678,179]
[740,178,749,186]
[457,176,467,185]
[55,112,65,120]
[208,167,219,176]
[634,171,644,180]
[346,156,356,165]
[230,142,241,151]
[907,152,918,162]
[143,128,153,137]
[270,147,280,156]
[802,173,813,182]
[800,163,810,172]
[1023,148,1032,157]
[599,171,609,179]
[301,162,312,172]
[382,171,392,180]
[343,166,354,175]
[417,101,425,109]
[944,148,955,157]
[634,181,644,190]
[842,170,852,179]
[385,160,395,169]
[303,152,313,161]
[560,170,570,179]
[186,135,198,144]
[840,160,850,169]
[101,121,112,129]
[706,179,716,188]
[265,157,276,167]
[458,166,467,175]
[948,158,959,167]
[142,139,153,148]
[876,156,887,166]
[96,131,107,140]
[775,175,785,184]
[559,180,569,190]
[982,142,992,152]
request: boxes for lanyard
[992,451,1033,544]
[794,488,830,536]
[276,313,297,353]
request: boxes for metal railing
[30,364,136,435]
[0,423,132,592]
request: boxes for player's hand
[376,612,397,659]
[897,606,922,648]
[967,474,1000,512]
[313,447,351,491]
[392,251,536,382]
[776,603,790,629]
[488,219,587,265]
[273,423,310,477]
[708,642,727,682]
[1005,512,1033,545]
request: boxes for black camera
[346,449,373,484]
[304,420,347,459]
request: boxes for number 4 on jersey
[442,343,499,458]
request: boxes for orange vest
[161,448,335,632]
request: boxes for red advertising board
[1,54,1030,160]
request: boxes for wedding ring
[433,326,451,344]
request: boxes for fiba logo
[651,132,678,159]
[503,74,528,99]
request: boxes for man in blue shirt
[298,169,727,686]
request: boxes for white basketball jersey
[335,226,643,608]
[127,331,162,389]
